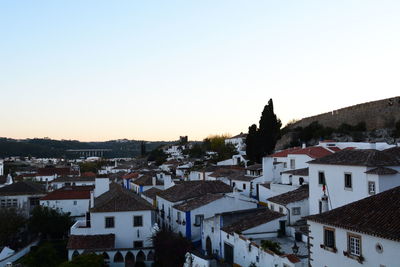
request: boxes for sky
[1,1,400,141]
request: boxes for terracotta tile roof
[228,133,248,139]
[270,147,302,158]
[0,181,45,196]
[122,172,139,180]
[326,146,341,152]
[281,168,309,176]
[173,193,225,212]
[208,168,245,179]
[284,254,301,263]
[132,174,163,186]
[221,208,285,234]
[267,185,309,205]
[142,187,163,200]
[41,186,93,200]
[91,183,154,213]
[382,147,400,162]
[365,166,398,175]
[81,172,96,177]
[245,164,262,171]
[52,177,95,183]
[309,149,400,167]
[67,234,115,250]
[288,146,333,159]
[158,181,232,202]
[230,175,258,182]
[0,176,6,184]
[306,185,400,242]
[37,167,77,176]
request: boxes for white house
[40,185,93,219]
[202,207,304,266]
[131,174,164,194]
[306,185,400,267]
[224,133,247,154]
[171,192,257,244]
[34,167,78,182]
[266,185,309,226]
[308,148,400,215]
[51,176,95,190]
[0,181,46,217]
[156,181,232,236]
[68,182,155,266]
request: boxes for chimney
[321,194,329,213]
[94,178,110,197]
[152,176,156,186]
[302,143,306,149]
[90,190,94,208]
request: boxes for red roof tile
[270,147,302,158]
[41,186,93,200]
[288,146,333,159]
[122,172,139,179]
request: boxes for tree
[147,147,168,166]
[28,206,73,240]
[22,243,61,267]
[246,99,282,163]
[152,229,193,267]
[245,124,259,163]
[59,254,104,267]
[140,141,147,157]
[261,240,282,255]
[0,208,26,247]
[202,135,237,163]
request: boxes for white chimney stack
[94,178,110,197]
[152,176,156,186]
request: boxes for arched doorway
[147,251,154,261]
[72,250,80,259]
[125,251,135,267]
[102,252,110,266]
[114,251,124,263]
[136,250,145,262]
[206,236,212,256]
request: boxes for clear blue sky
[1,1,400,141]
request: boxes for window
[279,207,283,213]
[270,204,274,211]
[105,217,114,228]
[323,227,335,249]
[194,214,204,226]
[134,216,143,227]
[292,207,301,215]
[232,182,236,187]
[368,181,376,195]
[134,241,143,248]
[242,183,246,190]
[344,173,352,189]
[290,159,295,169]
[348,234,361,256]
[283,163,287,168]
[318,172,326,185]
[73,201,77,205]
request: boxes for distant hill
[276,96,400,149]
[0,138,174,158]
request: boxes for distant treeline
[0,138,172,158]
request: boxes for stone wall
[290,96,400,130]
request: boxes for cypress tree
[245,99,281,163]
